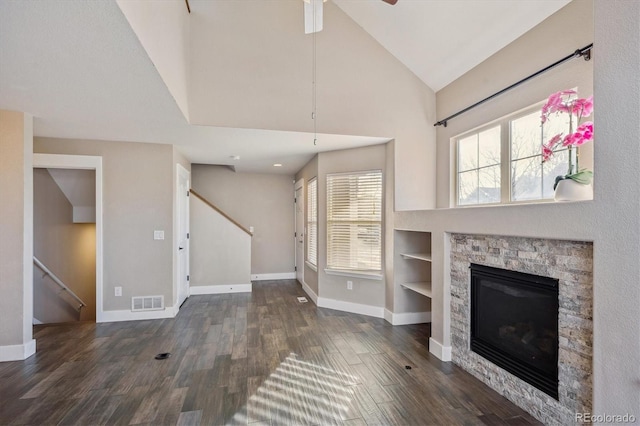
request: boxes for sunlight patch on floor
[230,352,358,424]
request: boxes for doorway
[32,154,104,322]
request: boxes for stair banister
[33,256,87,312]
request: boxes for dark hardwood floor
[0,280,540,425]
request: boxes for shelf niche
[393,229,432,322]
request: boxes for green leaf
[567,170,593,185]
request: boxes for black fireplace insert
[470,263,559,399]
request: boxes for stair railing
[189,189,253,236]
[33,256,86,312]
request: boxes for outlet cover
[115,286,122,297]
[154,230,165,240]
[347,281,353,290]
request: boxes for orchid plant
[540,89,594,188]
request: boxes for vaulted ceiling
[0,0,569,174]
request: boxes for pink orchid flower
[540,90,593,163]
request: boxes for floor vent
[131,295,164,311]
[297,297,308,303]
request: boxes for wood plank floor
[0,280,540,425]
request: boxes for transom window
[456,104,572,206]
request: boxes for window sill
[451,197,593,209]
[305,261,318,272]
[324,269,383,280]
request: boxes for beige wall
[296,145,391,308]
[191,165,295,276]
[189,1,435,211]
[318,145,388,307]
[34,138,174,311]
[591,0,640,415]
[190,195,251,287]
[420,0,595,348]
[33,169,96,322]
[295,155,319,295]
[384,140,395,312]
[0,110,34,352]
[435,0,593,208]
[399,0,593,351]
[116,0,191,120]
[396,0,640,416]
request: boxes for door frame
[175,164,190,309]
[294,178,304,285]
[33,154,104,322]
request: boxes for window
[326,170,382,274]
[456,103,573,205]
[307,178,317,267]
[457,125,501,205]
[511,110,571,201]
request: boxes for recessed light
[273,163,283,167]
[230,155,240,160]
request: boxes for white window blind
[326,170,382,272]
[307,178,318,267]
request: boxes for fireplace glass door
[470,263,559,399]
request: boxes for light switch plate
[154,230,165,240]
[115,286,122,297]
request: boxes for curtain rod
[434,43,593,127]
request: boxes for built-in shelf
[400,281,432,298]
[393,229,432,325]
[400,253,432,262]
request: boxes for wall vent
[131,295,164,312]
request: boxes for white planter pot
[554,179,593,201]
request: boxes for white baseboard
[33,318,43,325]
[190,284,252,295]
[99,308,176,323]
[383,309,431,325]
[0,339,36,362]
[429,337,452,361]
[317,297,384,318]
[300,280,318,304]
[251,272,295,281]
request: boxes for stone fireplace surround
[450,234,593,425]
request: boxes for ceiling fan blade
[382,0,398,4]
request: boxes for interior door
[177,165,190,307]
[295,181,304,284]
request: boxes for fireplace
[470,263,559,399]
